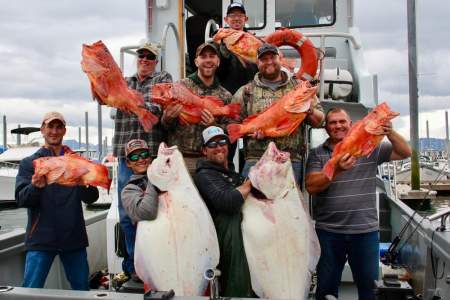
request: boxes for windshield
[275,0,335,28]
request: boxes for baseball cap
[136,42,159,57]
[202,126,229,145]
[125,139,150,157]
[227,2,246,15]
[42,111,66,126]
[195,42,219,57]
[257,43,279,59]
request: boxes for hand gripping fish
[213,27,318,80]
[33,153,112,190]
[242,142,321,299]
[152,82,240,125]
[322,102,400,179]
[81,40,158,132]
[227,80,318,143]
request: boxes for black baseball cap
[227,2,246,15]
[257,43,279,59]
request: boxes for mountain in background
[419,138,448,151]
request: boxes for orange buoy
[265,28,318,81]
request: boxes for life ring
[265,28,318,81]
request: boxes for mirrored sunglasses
[127,151,150,162]
[206,139,228,149]
[138,52,156,60]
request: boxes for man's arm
[121,181,159,223]
[15,158,43,208]
[387,129,412,161]
[305,97,324,128]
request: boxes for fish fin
[227,124,243,144]
[202,96,224,107]
[91,83,106,104]
[223,103,241,120]
[179,106,203,125]
[226,31,245,45]
[46,167,67,184]
[265,117,303,137]
[242,114,259,125]
[364,122,385,135]
[136,109,159,132]
[70,167,90,179]
[284,96,311,113]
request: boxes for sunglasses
[127,151,150,162]
[206,139,228,149]
[138,52,156,61]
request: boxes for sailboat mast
[407,0,420,189]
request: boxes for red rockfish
[322,102,400,179]
[151,82,240,125]
[33,153,112,190]
[227,81,318,143]
[81,40,158,132]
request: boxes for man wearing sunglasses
[162,42,233,176]
[194,126,254,298]
[112,42,172,281]
[120,139,159,282]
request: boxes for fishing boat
[1,1,449,299]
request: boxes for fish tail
[224,103,241,120]
[322,159,336,180]
[137,111,159,132]
[227,124,243,144]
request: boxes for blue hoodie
[15,147,99,251]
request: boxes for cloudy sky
[0,0,449,147]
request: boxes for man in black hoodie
[194,126,253,297]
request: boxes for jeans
[241,160,303,185]
[315,229,379,300]
[23,249,89,290]
[118,158,135,274]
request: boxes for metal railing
[160,22,181,72]
[204,19,219,42]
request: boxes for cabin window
[275,0,335,28]
[230,0,266,29]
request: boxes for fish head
[212,28,236,42]
[147,143,186,191]
[364,102,400,134]
[249,142,293,200]
[151,83,174,106]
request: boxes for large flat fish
[134,143,219,296]
[242,142,321,299]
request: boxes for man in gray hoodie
[120,139,159,281]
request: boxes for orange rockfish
[151,82,240,125]
[81,40,158,132]
[322,102,400,179]
[227,81,318,143]
[33,153,112,190]
[213,28,263,65]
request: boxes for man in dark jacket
[194,126,253,297]
[15,111,99,290]
[120,139,159,282]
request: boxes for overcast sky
[0,0,449,147]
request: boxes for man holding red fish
[112,42,172,279]
[305,107,411,300]
[15,112,99,290]
[232,43,324,182]
[161,42,233,175]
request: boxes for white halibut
[242,142,321,299]
[134,143,220,296]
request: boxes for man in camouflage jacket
[232,44,324,183]
[162,42,232,175]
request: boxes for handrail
[204,19,219,42]
[303,32,361,102]
[160,22,181,73]
[119,45,141,71]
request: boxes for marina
[0,0,449,300]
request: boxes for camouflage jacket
[164,72,233,156]
[232,71,323,161]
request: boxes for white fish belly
[242,188,318,299]
[134,187,220,296]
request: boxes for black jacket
[194,159,245,217]
[15,147,99,251]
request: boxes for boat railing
[303,32,361,103]
[0,161,19,170]
[160,22,181,73]
[204,19,219,42]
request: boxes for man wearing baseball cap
[162,43,233,176]
[112,40,172,279]
[120,139,159,282]
[194,126,253,297]
[16,111,99,290]
[231,43,324,183]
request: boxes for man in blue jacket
[15,111,99,290]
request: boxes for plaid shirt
[113,71,172,158]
